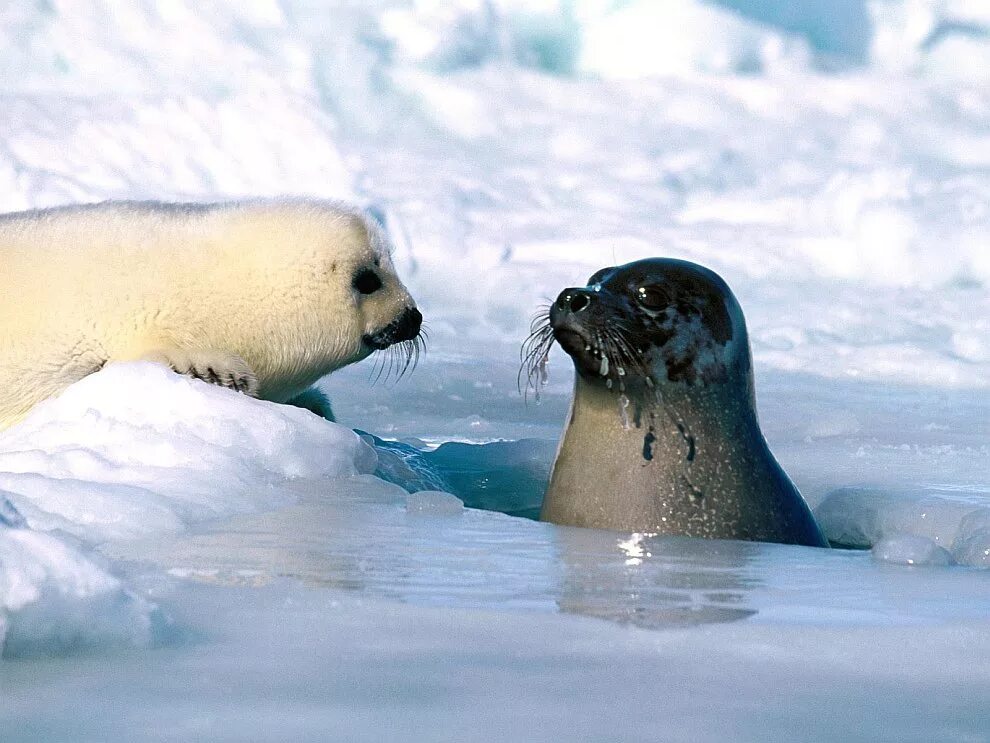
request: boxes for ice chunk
[871,534,955,567]
[814,487,985,550]
[360,432,450,494]
[951,510,990,568]
[953,531,990,568]
[406,490,464,516]
[361,435,554,521]
[0,363,376,543]
[0,529,160,658]
[713,0,873,62]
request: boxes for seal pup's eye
[637,286,668,310]
[353,268,383,295]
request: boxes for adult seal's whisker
[518,320,555,399]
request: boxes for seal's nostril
[569,293,590,313]
[554,288,592,315]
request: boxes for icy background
[2,1,990,740]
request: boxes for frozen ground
[1,1,990,741]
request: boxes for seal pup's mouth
[363,307,427,382]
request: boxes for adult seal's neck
[569,372,761,474]
[542,373,823,545]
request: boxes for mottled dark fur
[548,259,736,387]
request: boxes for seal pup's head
[523,258,750,400]
[342,211,425,379]
[309,203,421,369]
[213,200,425,393]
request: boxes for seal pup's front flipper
[136,348,259,396]
[286,387,335,421]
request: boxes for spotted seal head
[527,258,827,547]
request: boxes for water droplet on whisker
[619,394,631,430]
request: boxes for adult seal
[0,199,423,429]
[526,258,826,547]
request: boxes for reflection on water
[553,527,760,629]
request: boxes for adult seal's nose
[551,288,593,324]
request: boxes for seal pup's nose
[394,306,423,342]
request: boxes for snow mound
[0,527,160,658]
[0,495,25,528]
[0,362,377,543]
[0,362,384,657]
[376,0,990,79]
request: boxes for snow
[0,527,160,658]
[0,363,376,544]
[1,0,990,740]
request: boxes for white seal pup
[527,258,827,547]
[0,199,423,429]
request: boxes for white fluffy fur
[0,199,417,429]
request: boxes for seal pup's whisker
[368,329,426,386]
[369,351,388,385]
[399,331,427,380]
[395,337,417,380]
[385,344,399,382]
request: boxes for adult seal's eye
[637,286,667,310]
[353,268,383,295]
